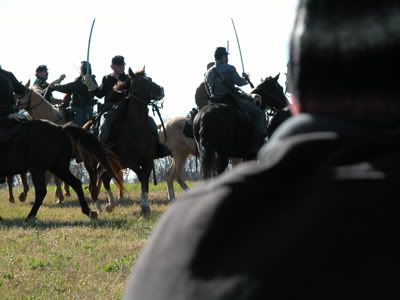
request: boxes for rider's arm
[227,65,248,87]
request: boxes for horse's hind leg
[53,175,65,204]
[166,159,176,201]
[64,183,71,197]
[18,172,29,202]
[7,176,15,204]
[175,153,190,191]
[100,172,116,213]
[26,170,47,222]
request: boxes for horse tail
[198,118,215,178]
[63,125,124,191]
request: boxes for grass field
[0,181,193,299]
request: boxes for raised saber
[86,18,96,75]
[231,18,254,88]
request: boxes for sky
[0,0,298,121]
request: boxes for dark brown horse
[193,74,290,178]
[86,67,165,216]
[0,119,123,222]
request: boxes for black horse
[87,68,165,216]
[0,119,123,222]
[193,74,290,178]
[250,74,292,139]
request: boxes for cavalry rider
[205,47,267,139]
[0,67,29,184]
[83,55,171,159]
[195,61,215,109]
[51,61,97,127]
[33,64,65,105]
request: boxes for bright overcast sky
[0,0,298,120]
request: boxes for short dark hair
[289,0,400,122]
[35,65,47,73]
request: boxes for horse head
[251,73,289,111]
[127,67,164,104]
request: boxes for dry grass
[0,182,192,299]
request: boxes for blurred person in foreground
[124,1,400,299]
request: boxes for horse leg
[117,169,124,201]
[166,159,176,201]
[175,153,190,191]
[85,162,102,214]
[101,172,116,213]
[7,176,15,204]
[64,183,71,197]
[26,170,47,222]
[51,167,97,220]
[136,164,152,217]
[53,175,65,204]
[18,172,29,202]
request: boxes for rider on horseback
[205,47,267,139]
[0,67,30,184]
[83,55,172,159]
[33,64,65,104]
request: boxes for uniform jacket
[92,73,129,106]
[205,61,248,97]
[125,113,400,300]
[51,76,95,108]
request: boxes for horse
[15,84,70,203]
[158,116,245,201]
[0,117,123,222]
[158,117,197,200]
[86,67,165,216]
[193,73,290,178]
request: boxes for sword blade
[86,18,96,74]
[231,18,245,74]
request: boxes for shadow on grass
[0,217,132,229]
[40,196,170,209]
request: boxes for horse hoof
[55,198,63,205]
[140,206,151,217]
[65,192,71,197]
[19,193,27,202]
[25,216,36,223]
[89,211,98,220]
[9,198,15,204]
[105,205,115,213]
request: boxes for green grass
[0,181,195,299]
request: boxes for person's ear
[290,96,301,115]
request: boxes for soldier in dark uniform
[51,61,96,127]
[0,67,27,184]
[194,61,215,109]
[84,55,171,159]
[33,65,65,104]
[205,47,267,139]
